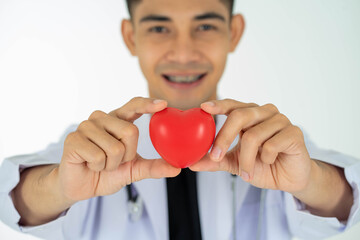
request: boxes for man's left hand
[190,98,313,193]
[190,98,354,221]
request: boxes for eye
[198,24,216,31]
[149,26,169,33]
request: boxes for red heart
[149,107,216,168]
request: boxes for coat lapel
[133,178,168,240]
[197,114,250,240]
[134,114,169,240]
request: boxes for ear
[121,19,137,56]
[229,14,245,53]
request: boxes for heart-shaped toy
[149,107,216,168]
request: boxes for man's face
[123,0,244,110]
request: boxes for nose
[165,33,202,64]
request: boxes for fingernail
[153,99,165,104]
[241,171,250,182]
[211,146,222,161]
[202,101,215,107]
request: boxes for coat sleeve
[284,127,360,239]
[0,124,78,239]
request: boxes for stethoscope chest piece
[127,184,144,222]
[128,195,143,222]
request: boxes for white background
[0,0,359,239]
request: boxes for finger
[77,120,125,171]
[239,113,291,180]
[131,154,181,182]
[200,98,259,115]
[208,104,279,162]
[109,97,167,122]
[90,113,139,163]
[260,125,305,165]
[64,132,107,172]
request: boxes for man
[0,0,359,239]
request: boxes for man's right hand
[58,97,180,202]
[13,97,180,226]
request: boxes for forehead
[133,0,229,21]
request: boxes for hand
[190,98,312,194]
[58,97,181,203]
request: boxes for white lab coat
[0,113,359,240]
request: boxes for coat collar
[133,111,250,240]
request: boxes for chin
[166,99,201,111]
[152,88,215,110]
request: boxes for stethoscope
[126,175,267,240]
[126,184,143,222]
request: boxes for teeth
[166,75,202,83]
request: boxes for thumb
[189,153,224,172]
[131,154,181,182]
[189,150,238,175]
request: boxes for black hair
[125,0,235,18]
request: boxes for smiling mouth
[162,73,207,84]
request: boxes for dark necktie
[166,168,202,240]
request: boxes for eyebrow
[140,15,171,23]
[194,12,225,22]
[139,12,226,23]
